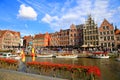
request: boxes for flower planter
[26,61,101,80]
[0,58,18,71]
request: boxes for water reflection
[26,57,120,80]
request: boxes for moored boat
[90,51,109,59]
[56,53,78,58]
[0,52,21,60]
[36,54,53,58]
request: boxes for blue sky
[0,0,120,36]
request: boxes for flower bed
[0,58,18,70]
[26,61,101,80]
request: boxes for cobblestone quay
[0,69,67,80]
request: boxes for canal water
[26,57,120,80]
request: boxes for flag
[31,48,35,61]
[20,50,25,62]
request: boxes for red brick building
[59,29,69,47]
[69,24,83,47]
[0,30,20,50]
[99,19,115,50]
[33,32,50,48]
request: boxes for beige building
[0,30,20,50]
[99,19,115,50]
[50,32,60,47]
[83,15,99,48]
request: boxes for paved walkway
[0,69,68,80]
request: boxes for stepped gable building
[50,32,60,47]
[99,19,115,50]
[83,15,99,48]
[33,32,50,48]
[114,27,120,48]
[69,24,83,47]
[0,30,20,50]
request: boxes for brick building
[59,29,69,47]
[99,19,115,50]
[69,24,83,47]
[32,32,50,48]
[0,30,20,50]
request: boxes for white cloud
[41,0,120,31]
[17,4,38,20]
[41,14,59,23]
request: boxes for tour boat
[0,52,21,60]
[91,51,109,59]
[36,54,53,58]
[56,53,78,58]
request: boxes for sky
[0,0,120,37]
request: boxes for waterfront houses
[83,15,99,48]
[0,16,119,51]
[50,32,60,47]
[69,24,83,47]
[32,32,50,48]
[0,30,20,50]
[59,29,69,47]
[99,19,115,51]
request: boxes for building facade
[69,24,83,47]
[83,15,99,48]
[0,30,20,50]
[59,29,69,47]
[114,27,120,49]
[50,32,60,47]
[99,19,115,50]
[32,32,50,48]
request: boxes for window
[101,43,103,46]
[74,34,76,37]
[108,43,111,46]
[104,43,107,47]
[103,26,105,30]
[111,36,114,40]
[107,31,109,34]
[106,26,109,29]
[104,37,106,41]
[111,31,113,34]
[104,32,106,35]
[107,36,110,40]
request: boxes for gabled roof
[99,18,114,31]
[0,30,20,38]
[115,29,120,35]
